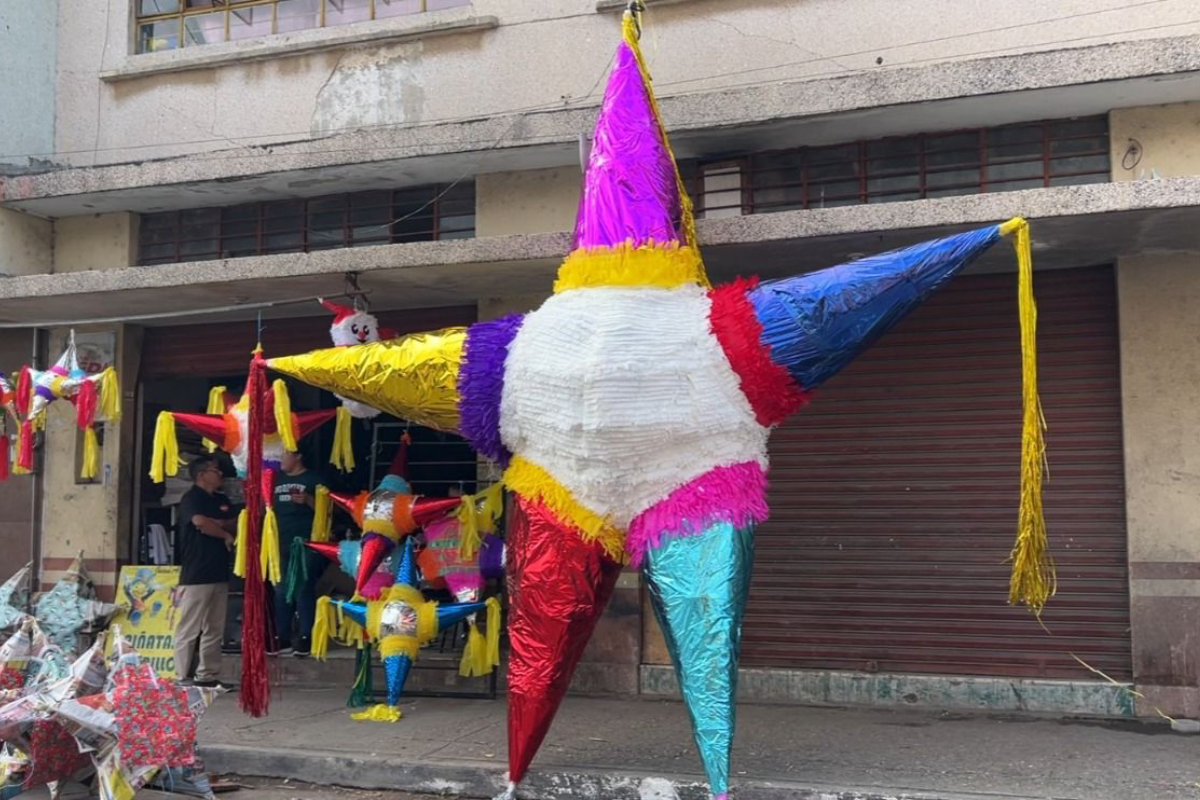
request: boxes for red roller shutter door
[743,265,1130,680]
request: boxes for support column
[1118,252,1200,719]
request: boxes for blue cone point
[394,537,418,587]
[383,653,413,707]
[330,599,368,628]
[642,522,755,798]
[750,224,1004,390]
[436,602,487,632]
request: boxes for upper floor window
[137,182,474,265]
[136,0,471,53]
[684,116,1110,218]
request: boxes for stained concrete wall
[37,325,140,602]
[53,213,137,273]
[55,0,1200,167]
[475,167,580,237]
[0,0,57,171]
[0,208,53,277]
[1117,252,1200,719]
[1111,102,1200,181]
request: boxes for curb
[199,743,1057,800]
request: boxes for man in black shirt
[172,455,237,688]
[271,449,322,657]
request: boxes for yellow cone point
[268,329,467,433]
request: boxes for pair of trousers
[173,582,228,682]
[273,538,320,645]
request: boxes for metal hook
[626,0,645,38]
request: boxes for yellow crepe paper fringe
[272,379,298,452]
[623,9,706,286]
[1000,217,1055,614]
[98,368,122,422]
[233,509,249,578]
[148,411,180,483]
[338,609,365,650]
[554,241,705,293]
[311,485,332,543]
[331,405,355,472]
[458,596,502,677]
[350,703,402,723]
[504,456,626,562]
[203,385,227,452]
[81,427,100,480]
[378,634,420,661]
[455,482,504,561]
[261,506,282,584]
[312,596,334,660]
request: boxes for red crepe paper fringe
[75,379,98,430]
[708,278,808,427]
[0,435,9,481]
[17,419,34,472]
[15,366,31,418]
[239,352,271,717]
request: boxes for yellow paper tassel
[312,596,333,660]
[456,499,482,562]
[203,385,227,452]
[261,506,282,584]
[338,613,365,650]
[1001,218,1055,613]
[272,379,298,452]
[485,595,501,669]
[350,703,402,723]
[98,368,122,422]
[311,485,332,543]
[330,406,355,472]
[233,509,249,578]
[458,622,489,678]
[81,427,100,480]
[148,412,181,483]
[478,482,503,534]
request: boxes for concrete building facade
[1,0,1198,718]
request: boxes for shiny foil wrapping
[505,494,622,785]
[268,328,467,433]
[572,41,683,251]
[749,225,1002,391]
[383,654,413,707]
[643,522,755,798]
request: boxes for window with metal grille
[135,0,470,54]
[137,182,475,265]
[685,117,1110,217]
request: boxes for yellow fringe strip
[622,9,707,287]
[503,456,626,562]
[455,482,504,561]
[98,368,122,422]
[350,703,402,723]
[1001,217,1055,614]
[330,406,355,472]
[148,412,180,483]
[81,427,100,480]
[485,595,501,668]
[233,509,249,578]
[311,596,333,660]
[338,611,365,650]
[378,634,420,661]
[417,597,438,643]
[203,385,227,452]
[261,506,282,584]
[554,241,705,293]
[459,596,503,677]
[311,485,332,543]
[272,379,298,452]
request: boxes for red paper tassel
[15,366,31,418]
[17,420,34,472]
[75,379,98,429]
[0,434,9,482]
[239,351,271,717]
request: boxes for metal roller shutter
[743,265,1130,680]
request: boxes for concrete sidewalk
[196,687,1198,800]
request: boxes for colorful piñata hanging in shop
[266,6,1052,798]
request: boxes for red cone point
[410,496,462,528]
[356,534,394,595]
